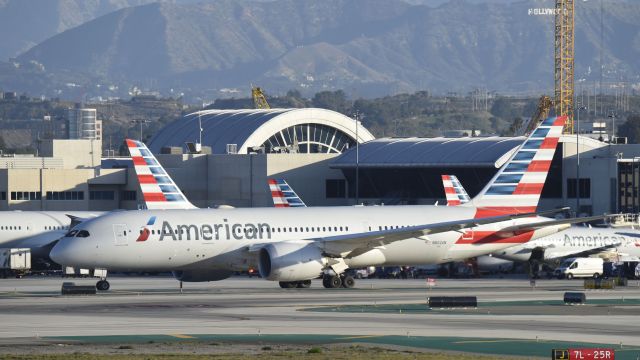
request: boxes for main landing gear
[96,279,110,291]
[279,280,311,289]
[322,274,355,289]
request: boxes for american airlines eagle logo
[136,216,157,242]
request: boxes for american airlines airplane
[50,116,605,290]
[0,211,101,261]
[440,174,640,264]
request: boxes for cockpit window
[76,230,90,238]
[65,230,78,237]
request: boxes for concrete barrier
[61,282,96,295]
[563,292,586,304]
[428,296,477,308]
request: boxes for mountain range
[2,0,640,99]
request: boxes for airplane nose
[49,237,75,266]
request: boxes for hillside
[0,0,159,60]
[8,0,640,98]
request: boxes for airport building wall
[2,139,640,215]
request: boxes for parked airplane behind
[50,116,605,290]
[0,211,101,260]
[440,174,640,263]
[268,179,306,208]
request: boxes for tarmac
[0,275,639,358]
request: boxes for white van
[555,257,604,279]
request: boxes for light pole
[131,119,151,142]
[608,111,617,143]
[576,106,587,216]
[353,110,362,205]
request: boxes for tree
[618,115,640,144]
[312,90,350,114]
[490,97,516,119]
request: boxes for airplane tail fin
[441,175,470,206]
[125,139,197,210]
[268,179,307,208]
[468,116,566,215]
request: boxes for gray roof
[331,136,526,168]
[148,108,375,154]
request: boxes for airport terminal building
[0,107,638,217]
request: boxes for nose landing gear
[96,279,110,291]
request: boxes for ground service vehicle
[554,257,604,279]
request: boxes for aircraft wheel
[566,273,574,280]
[328,275,342,288]
[342,275,355,288]
[322,276,331,288]
[96,280,110,291]
[297,280,311,288]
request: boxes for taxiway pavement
[0,276,639,354]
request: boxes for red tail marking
[527,160,551,172]
[143,193,166,202]
[274,204,289,208]
[138,175,156,184]
[126,139,137,148]
[513,183,544,195]
[553,116,567,126]
[132,156,147,166]
[540,137,559,149]
[444,187,456,194]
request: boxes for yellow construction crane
[555,0,575,134]
[524,95,554,135]
[251,86,270,109]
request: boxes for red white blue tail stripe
[126,139,197,210]
[442,175,470,206]
[268,179,306,208]
[468,116,565,216]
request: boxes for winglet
[125,139,197,210]
[268,179,306,207]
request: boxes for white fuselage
[493,226,640,262]
[0,211,103,254]
[50,205,565,272]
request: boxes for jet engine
[258,241,325,282]
[172,269,234,282]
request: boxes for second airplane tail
[268,179,307,207]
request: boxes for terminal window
[121,190,137,201]
[566,178,591,199]
[326,179,346,198]
[45,191,84,201]
[10,192,42,201]
[90,190,115,200]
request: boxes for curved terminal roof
[331,136,527,168]
[148,108,375,154]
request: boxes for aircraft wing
[497,215,612,233]
[544,244,621,260]
[318,209,604,258]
